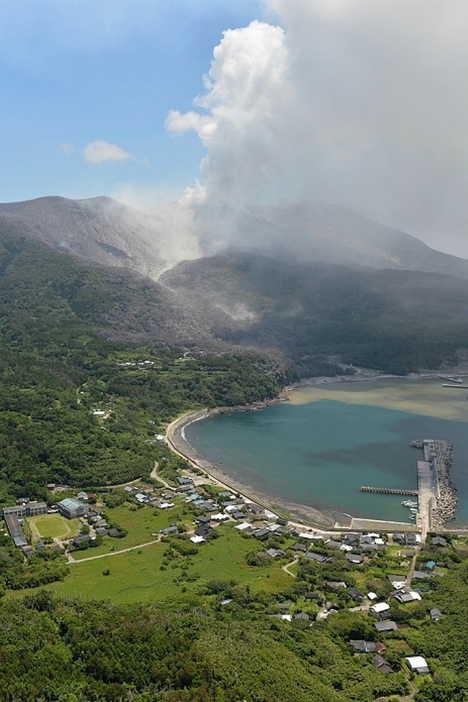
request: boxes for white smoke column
[166,20,293,208]
[168,1,468,258]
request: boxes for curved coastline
[165,368,468,530]
[165,406,337,529]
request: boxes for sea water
[184,378,468,524]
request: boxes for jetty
[359,439,458,540]
[411,439,458,539]
[359,486,418,496]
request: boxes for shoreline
[165,407,338,529]
[165,368,468,531]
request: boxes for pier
[411,439,458,540]
[359,486,418,495]
[359,439,458,539]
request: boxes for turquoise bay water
[185,384,468,524]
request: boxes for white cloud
[168,1,468,257]
[83,140,133,164]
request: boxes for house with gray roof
[57,498,88,519]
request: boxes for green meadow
[71,501,191,560]
[50,523,292,603]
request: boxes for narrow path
[282,557,299,577]
[406,547,420,588]
[150,461,174,490]
[67,537,160,564]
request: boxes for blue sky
[0,0,271,203]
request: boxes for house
[325,539,342,549]
[160,525,178,535]
[190,535,205,544]
[412,570,429,579]
[211,513,229,522]
[218,491,234,499]
[108,528,120,537]
[387,574,406,589]
[304,592,320,600]
[349,640,376,653]
[394,590,421,604]
[195,515,210,525]
[276,517,288,526]
[200,502,217,512]
[406,656,430,674]
[252,528,269,539]
[76,491,88,500]
[21,545,34,558]
[431,536,447,547]
[424,560,436,571]
[57,498,88,519]
[176,476,192,485]
[290,543,307,552]
[195,525,211,537]
[231,511,245,520]
[374,621,397,633]
[95,527,108,536]
[345,553,365,565]
[235,522,251,531]
[348,588,365,602]
[371,655,394,674]
[430,608,442,621]
[293,612,309,621]
[248,504,265,516]
[405,532,421,546]
[370,602,390,614]
[327,581,347,590]
[304,551,327,563]
[266,548,285,559]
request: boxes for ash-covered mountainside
[0,196,176,279]
[162,253,468,374]
[2,195,468,280]
[2,195,468,374]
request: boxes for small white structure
[367,592,378,600]
[211,513,229,521]
[406,656,430,674]
[159,502,175,509]
[190,535,205,544]
[235,522,251,531]
[371,602,390,614]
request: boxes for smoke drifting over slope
[166,0,468,259]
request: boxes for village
[1,452,461,695]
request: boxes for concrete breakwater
[412,439,458,531]
[359,486,418,496]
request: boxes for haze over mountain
[3,195,468,282]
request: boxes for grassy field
[49,524,292,603]
[28,514,81,541]
[71,501,192,560]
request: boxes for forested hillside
[0,231,284,504]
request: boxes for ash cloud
[167,0,468,259]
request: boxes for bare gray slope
[2,195,468,281]
[191,200,468,278]
[0,196,170,278]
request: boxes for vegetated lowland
[2,221,468,700]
